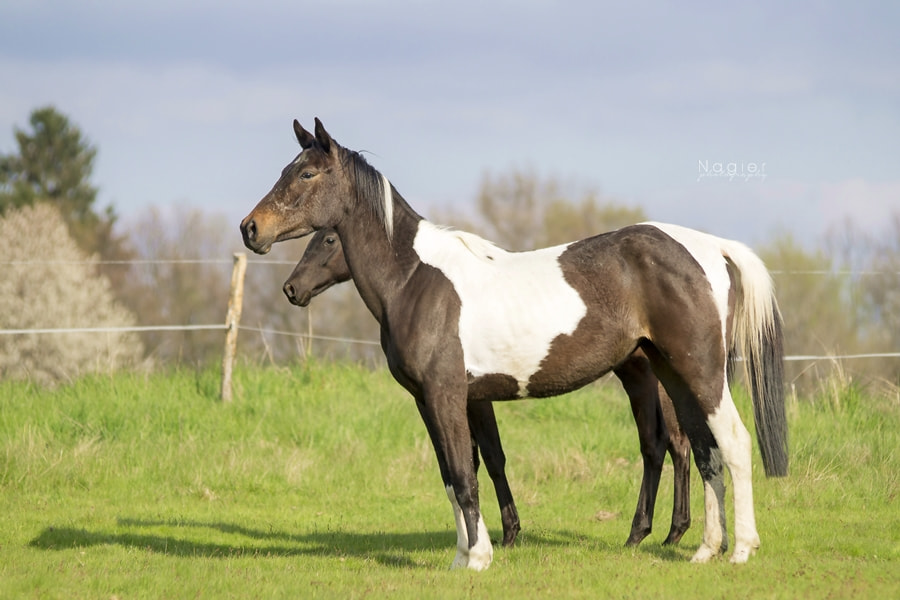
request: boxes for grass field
[1,361,898,598]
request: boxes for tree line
[1,106,897,391]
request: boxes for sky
[1,0,898,249]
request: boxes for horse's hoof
[662,527,687,546]
[451,550,492,571]
[466,553,492,571]
[501,523,521,547]
[729,542,758,564]
[625,528,650,547]
[690,544,719,563]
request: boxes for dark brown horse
[241,118,787,570]
[282,228,693,548]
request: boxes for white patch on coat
[691,444,728,563]
[691,477,724,563]
[705,386,760,564]
[413,221,587,395]
[446,485,469,568]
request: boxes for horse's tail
[719,239,789,477]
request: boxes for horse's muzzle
[240,217,271,254]
[283,281,311,307]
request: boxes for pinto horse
[241,118,788,570]
[282,228,693,548]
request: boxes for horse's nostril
[283,282,295,300]
[245,219,257,241]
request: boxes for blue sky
[1,0,898,247]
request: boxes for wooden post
[221,252,247,402]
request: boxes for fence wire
[1,258,897,361]
[0,324,897,361]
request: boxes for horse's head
[283,228,351,307]
[241,118,348,254]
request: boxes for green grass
[1,361,898,598]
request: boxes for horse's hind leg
[684,385,759,563]
[654,353,761,562]
[659,385,691,546]
[662,358,758,562]
[615,353,668,547]
[664,381,728,562]
[642,344,730,562]
[468,401,521,547]
[704,388,759,563]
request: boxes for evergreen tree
[0,106,120,257]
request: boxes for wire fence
[1,318,897,361]
[2,257,898,362]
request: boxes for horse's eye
[325,236,336,245]
[300,171,314,180]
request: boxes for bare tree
[118,206,238,365]
[465,168,645,250]
[118,206,381,366]
[845,213,900,384]
[760,233,862,391]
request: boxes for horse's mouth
[248,241,272,255]
[294,291,312,307]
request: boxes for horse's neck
[337,197,421,325]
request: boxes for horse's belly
[464,338,605,400]
[460,295,585,396]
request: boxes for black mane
[340,147,391,236]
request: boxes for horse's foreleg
[468,401,520,547]
[419,388,493,571]
[660,385,691,545]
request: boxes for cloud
[817,179,900,232]
[1,1,898,245]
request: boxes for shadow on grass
[27,517,652,568]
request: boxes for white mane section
[413,221,587,395]
[381,173,394,239]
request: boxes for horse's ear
[294,119,316,149]
[313,117,334,154]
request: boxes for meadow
[1,361,898,599]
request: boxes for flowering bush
[0,203,144,383]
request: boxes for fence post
[221,252,247,402]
